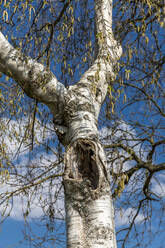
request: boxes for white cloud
[10,196,44,221]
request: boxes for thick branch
[0,32,67,112]
[72,0,122,118]
[95,0,122,59]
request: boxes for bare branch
[0,32,67,111]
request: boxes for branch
[39,0,71,31]
[125,82,165,118]
[95,0,122,60]
[0,32,67,111]
[72,0,122,115]
[122,199,145,248]
[104,143,165,172]
[38,0,71,63]
[1,165,63,206]
[104,143,143,165]
[147,139,165,162]
[142,172,158,201]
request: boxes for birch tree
[0,0,122,247]
[0,1,165,248]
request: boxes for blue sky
[0,220,25,248]
[0,218,66,248]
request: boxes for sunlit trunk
[64,139,117,248]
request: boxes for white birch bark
[0,32,67,124]
[0,0,122,247]
[64,140,117,248]
[62,1,122,247]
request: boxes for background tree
[0,0,165,248]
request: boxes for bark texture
[64,139,116,248]
[61,1,122,247]
[0,0,122,247]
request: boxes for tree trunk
[64,139,117,248]
[58,62,118,247]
